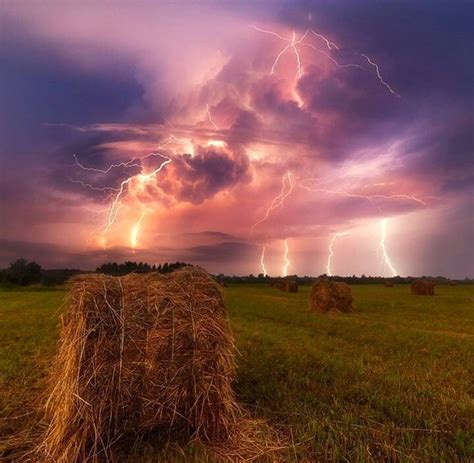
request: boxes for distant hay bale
[384,280,394,287]
[38,268,281,462]
[411,279,435,295]
[271,280,285,290]
[309,280,353,313]
[283,280,298,293]
[271,279,298,293]
[448,281,457,287]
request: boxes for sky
[0,0,473,277]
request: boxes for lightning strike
[205,104,219,130]
[260,246,268,276]
[103,155,172,237]
[299,182,436,206]
[130,210,146,251]
[326,231,350,276]
[360,54,397,95]
[282,239,290,277]
[253,25,398,96]
[69,178,119,194]
[251,171,294,230]
[73,154,141,174]
[309,29,339,50]
[72,151,172,248]
[380,218,398,276]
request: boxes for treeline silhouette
[0,259,191,286]
[1,258,472,287]
[0,258,81,286]
[96,261,190,276]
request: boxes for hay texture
[309,280,353,313]
[38,268,280,462]
[410,279,435,295]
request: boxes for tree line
[96,261,190,276]
[0,258,471,287]
[0,259,191,286]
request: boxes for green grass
[1,284,473,462]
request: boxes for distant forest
[0,258,471,287]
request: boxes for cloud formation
[0,1,472,277]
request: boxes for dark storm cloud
[280,0,473,94]
[162,146,252,204]
[181,231,238,240]
[395,115,474,194]
[185,241,257,263]
[0,238,257,270]
[280,0,474,154]
[0,20,154,229]
[0,21,147,158]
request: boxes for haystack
[38,268,280,462]
[410,279,435,295]
[309,280,353,313]
[283,280,298,293]
[384,280,394,287]
[271,280,285,290]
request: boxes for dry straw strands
[309,280,354,313]
[37,267,283,462]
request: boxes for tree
[6,258,42,285]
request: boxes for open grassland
[0,284,473,462]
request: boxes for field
[0,284,473,462]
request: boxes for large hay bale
[309,280,353,313]
[39,268,241,462]
[411,279,435,295]
[383,280,394,287]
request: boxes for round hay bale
[39,268,241,462]
[309,280,353,313]
[271,280,286,291]
[383,280,394,287]
[410,279,435,295]
[283,280,298,293]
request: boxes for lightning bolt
[327,231,350,276]
[260,246,268,276]
[360,54,397,95]
[253,25,344,78]
[205,103,219,130]
[69,178,119,194]
[253,25,398,96]
[158,134,190,148]
[299,181,438,206]
[130,210,146,251]
[380,218,398,276]
[103,155,171,235]
[72,152,172,248]
[251,171,294,230]
[282,239,290,277]
[73,154,141,174]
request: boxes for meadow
[0,284,473,462]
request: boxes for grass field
[0,284,473,462]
